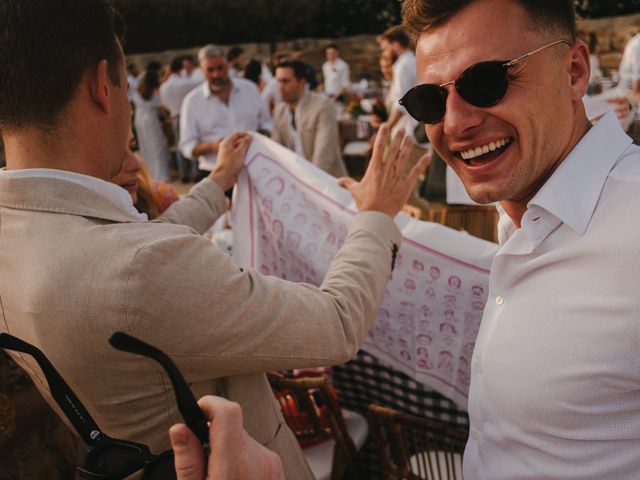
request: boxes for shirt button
[471,430,480,441]
[496,296,504,305]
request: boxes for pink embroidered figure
[294,212,307,226]
[310,223,322,235]
[448,275,462,290]
[271,219,284,240]
[439,322,458,335]
[400,350,412,363]
[472,300,486,311]
[412,260,424,272]
[400,301,416,314]
[437,351,454,373]
[326,232,336,245]
[399,338,409,349]
[267,177,285,195]
[286,232,301,250]
[419,305,432,318]
[463,342,475,358]
[417,334,433,346]
[471,284,485,296]
[443,294,457,307]
[304,243,318,256]
[424,286,436,299]
[417,358,433,370]
[429,266,441,280]
[404,278,416,291]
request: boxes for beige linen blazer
[0,174,400,479]
[272,91,348,178]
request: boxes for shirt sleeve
[179,98,199,160]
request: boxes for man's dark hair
[0,0,125,130]
[402,0,576,44]
[170,56,183,74]
[276,60,308,82]
[244,59,262,85]
[324,44,339,52]
[227,46,245,63]
[382,25,412,49]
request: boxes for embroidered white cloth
[231,135,498,408]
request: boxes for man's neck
[210,82,232,104]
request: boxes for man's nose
[442,87,484,138]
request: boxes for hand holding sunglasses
[400,39,572,124]
[0,332,209,480]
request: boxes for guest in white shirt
[181,54,205,84]
[227,46,246,79]
[618,30,640,100]
[400,0,640,478]
[381,25,419,138]
[159,57,201,182]
[321,44,350,100]
[127,62,140,102]
[179,45,272,177]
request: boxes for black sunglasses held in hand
[399,39,572,124]
[0,332,209,480]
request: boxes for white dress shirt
[179,78,272,171]
[0,168,147,221]
[322,58,350,97]
[464,112,640,479]
[389,50,419,138]
[619,33,640,92]
[159,73,201,119]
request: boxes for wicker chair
[268,374,366,480]
[433,205,499,243]
[368,404,467,480]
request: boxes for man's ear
[568,40,591,101]
[88,60,112,114]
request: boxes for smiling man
[400,0,640,478]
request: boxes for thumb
[170,424,205,480]
[337,176,357,190]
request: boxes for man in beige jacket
[0,1,428,478]
[272,60,348,178]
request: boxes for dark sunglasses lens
[400,84,446,124]
[81,443,145,478]
[457,61,508,107]
[143,451,176,480]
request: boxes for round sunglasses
[399,39,572,124]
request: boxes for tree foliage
[113,0,402,53]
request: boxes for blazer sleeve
[152,179,227,234]
[123,211,401,380]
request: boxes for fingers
[369,123,390,172]
[170,423,205,480]
[337,177,357,190]
[393,134,414,177]
[406,153,432,185]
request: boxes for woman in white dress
[132,69,171,182]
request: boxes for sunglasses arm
[0,333,106,447]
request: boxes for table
[332,351,470,479]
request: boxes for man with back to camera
[179,44,272,178]
[272,60,348,178]
[0,1,428,478]
[398,0,640,477]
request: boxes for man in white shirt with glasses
[398,0,640,478]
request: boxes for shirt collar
[527,112,632,236]
[0,168,147,221]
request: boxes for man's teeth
[460,138,511,161]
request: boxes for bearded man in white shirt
[272,60,347,178]
[397,0,640,478]
[179,45,272,179]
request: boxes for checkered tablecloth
[332,350,470,479]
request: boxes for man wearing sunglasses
[397,0,640,478]
[0,1,427,479]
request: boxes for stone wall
[577,13,640,70]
